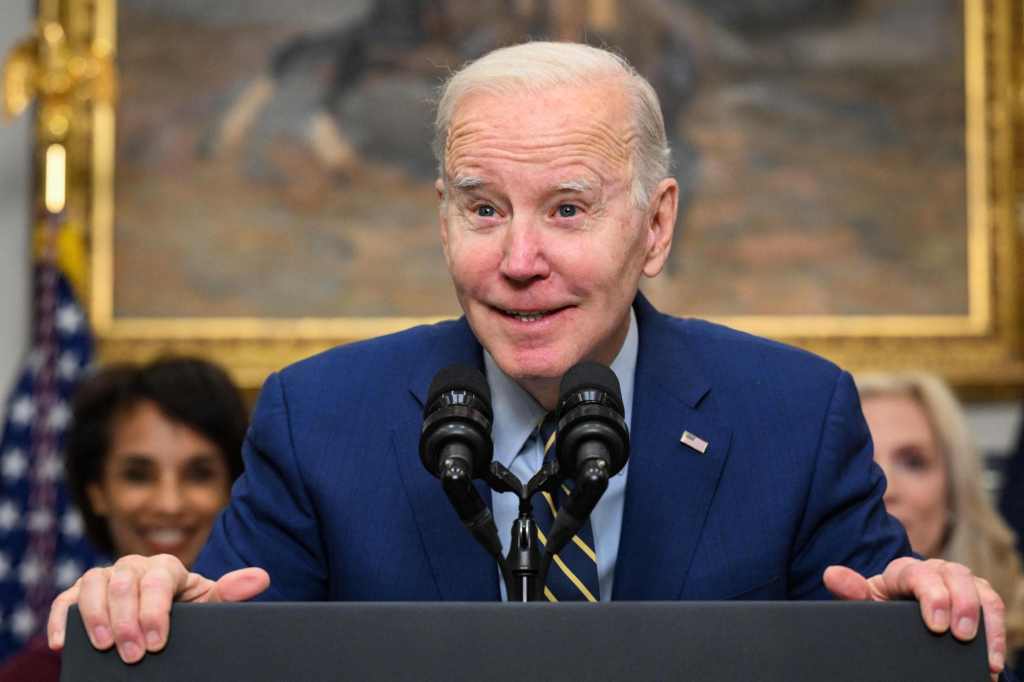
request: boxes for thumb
[823,565,872,601]
[205,567,271,604]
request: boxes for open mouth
[140,527,192,551]
[497,306,570,322]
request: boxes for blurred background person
[999,401,1024,563]
[857,372,1024,676]
[0,357,247,681]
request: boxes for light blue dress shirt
[485,309,637,602]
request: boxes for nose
[152,475,185,516]
[499,219,550,283]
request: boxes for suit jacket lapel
[394,319,500,600]
[612,296,733,600]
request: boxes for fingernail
[992,650,1005,671]
[92,625,112,647]
[120,641,141,662]
[957,617,977,638]
[932,608,949,630]
[49,630,62,649]
[146,630,161,649]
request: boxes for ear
[641,177,679,278]
[86,482,110,517]
[436,177,452,267]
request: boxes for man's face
[438,79,677,406]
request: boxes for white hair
[433,42,671,208]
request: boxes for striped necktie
[531,412,600,602]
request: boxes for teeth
[506,310,546,321]
[145,529,187,545]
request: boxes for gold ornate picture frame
[20,0,1024,393]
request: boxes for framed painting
[31,0,1024,391]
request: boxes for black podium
[61,601,988,681]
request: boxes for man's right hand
[47,554,270,663]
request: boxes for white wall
[0,3,32,398]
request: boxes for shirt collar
[485,307,639,468]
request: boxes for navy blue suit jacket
[195,295,911,601]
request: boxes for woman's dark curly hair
[65,357,248,556]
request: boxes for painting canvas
[112,0,967,321]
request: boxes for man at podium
[47,41,1009,677]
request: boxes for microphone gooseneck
[543,361,630,560]
[419,365,503,561]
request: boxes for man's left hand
[825,557,1006,679]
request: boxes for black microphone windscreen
[426,364,492,411]
[559,361,624,413]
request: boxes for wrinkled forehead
[442,82,637,183]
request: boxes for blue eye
[476,205,496,217]
[558,205,578,218]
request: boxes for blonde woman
[857,372,1024,673]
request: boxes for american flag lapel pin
[680,430,709,454]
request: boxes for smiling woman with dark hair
[65,357,247,564]
[0,357,247,681]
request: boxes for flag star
[56,304,84,335]
[18,555,43,587]
[46,401,71,431]
[55,559,82,589]
[0,501,20,531]
[27,509,53,533]
[39,455,63,481]
[61,510,83,538]
[9,397,35,426]
[1,449,28,481]
[0,552,9,580]
[10,605,36,640]
[57,351,80,381]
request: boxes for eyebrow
[556,179,592,193]
[450,176,593,194]
[451,175,485,191]
[116,455,155,466]
[114,452,222,465]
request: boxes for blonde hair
[856,372,1024,652]
[433,41,671,207]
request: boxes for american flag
[0,215,102,660]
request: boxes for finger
[823,565,871,601]
[206,568,271,603]
[941,562,979,641]
[107,567,145,663]
[78,567,116,651]
[137,563,179,653]
[878,556,920,592]
[892,560,951,634]
[975,578,1006,675]
[47,581,81,650]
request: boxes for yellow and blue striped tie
[532,412,600,602]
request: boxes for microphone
[420,364,494,479]
[556,361,629,480]
[544,361,629,554]
[419,365,502,559]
